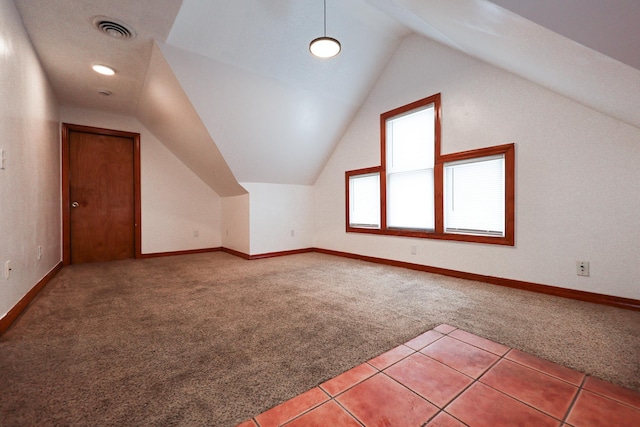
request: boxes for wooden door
[68,129,135,263]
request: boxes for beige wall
[314,34,640,300]
[241,183,314,255]
[0,0,61,317]
[221,194,250,255]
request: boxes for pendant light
[309,0,341,58]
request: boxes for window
[346,93,514,245]
[444,155,505,236]
[347,170,380,228]
[386,104,435,230]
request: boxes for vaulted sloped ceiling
[163,0,408,184]
[13,0,640,192]
[375,0,640,134]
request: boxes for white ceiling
[163,0,408,185]
[13,0,640,191]
[489,0,640,71]
[13,0,183,115]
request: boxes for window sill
[346,226,514,246]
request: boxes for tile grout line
[438,336,507,424]
[443,328,572,424]
[392,326,481,426]
[502,350,585,388]
[561,374,589,425]
[330,395,366,427]
[476,344,575,423]
[429,325,476,426]
[282,387,332,427]
[476,374,569,423]
[252,387,331,427]
[579,379,640,411]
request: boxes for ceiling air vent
[92,16,136,40]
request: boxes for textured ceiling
[164,0,408,184]
[490,0,640,70]
[12,0,640,191]
[14,0,183,115]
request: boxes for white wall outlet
[290,229,295,237]
[410,245,417,255]
[577,261,590,277]
[4,261,11,279]
[0,148,5,170]
[193,230,199,237]
[37,245,42,260]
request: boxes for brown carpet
[1,252,638,426]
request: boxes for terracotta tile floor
[237,324,640,427]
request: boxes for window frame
[346,168,382,229]
[345,93,515,246]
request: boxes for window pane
[387,106,434,173]
[349,173,380,227]
[388,169,434,230]
[444,155,504,236]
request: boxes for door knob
[71,201,79,208]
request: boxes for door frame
[61,123,142,265]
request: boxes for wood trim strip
[438,143,514,162]
[248,248,315,260]
[0,262,63,336]
[504,144,516,245]
[313,248,640,311]
[221,248,252,260]
[434,162,444,234]
[61,124,71,264]
[221,246,638,311]
[221,247,315,260]
[139,247,222,259]
[2,248,637,338]
[133,134,142,259]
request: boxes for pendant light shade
[309,0,340,58]
[309,36,341,58]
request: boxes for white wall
[0,0,61,318]
[221,194,250,255]
[60,107,222,254]
[314,34,640,300]
[241,183,314,255]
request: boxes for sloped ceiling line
[136,42,246,197]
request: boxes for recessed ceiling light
[92,64,115,76]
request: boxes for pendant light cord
[323,0,327,37]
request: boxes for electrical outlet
[576,261,589,277]
[410,245,417,255]
[37,245,42,260]
[193,230,199,238]
[290,230,295,237]
[4,261,11,279]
